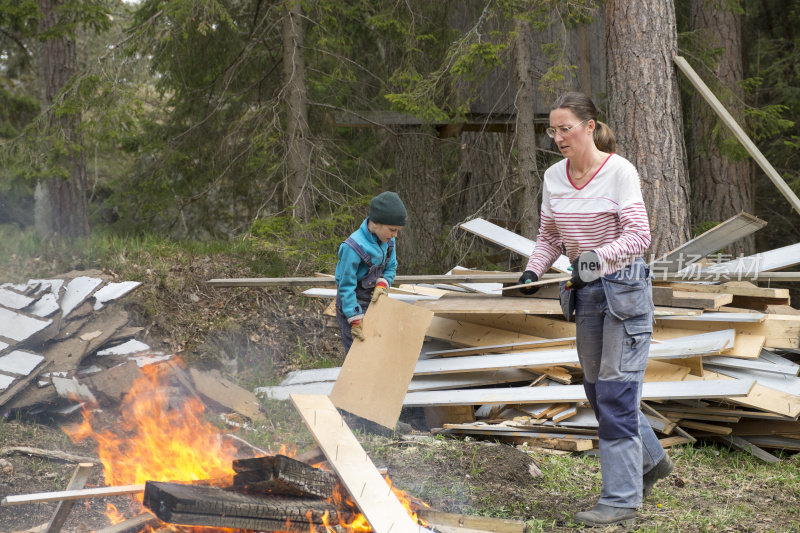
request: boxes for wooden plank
[659,281,789,300]
[670,291,733,310]
[675,55,800,215]
[210,273,523,288]
[2,485,145,505]
[658,312,766,323]
[45,463,94,533]
[190,368,263,422]
[685,369,800,417]
[658,436,693,448]
[652,212,767,272]
[717,435,781,463]
[290,394,428,533]
[459,218,571,272]
[426,316,547,346]
[439,314,577,339]
[330,296,433,429]
[418,509,527,533]
[654,315,799,349]
[402,379,755,407]
[703,242,800,274]
[415,294,700,317]
[414,295,564,315]
[703,355,800,375]
[678,420,733,435]
[413,330,734,376]
[93,514,160,533]
[426,337,577,357]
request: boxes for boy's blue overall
[335,219,396,352]
[561,258,667,508]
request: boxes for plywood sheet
[426,317,546,346]
[329,295,433,428]
[290,394,430,533]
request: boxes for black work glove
[568,250,601,290]
[517,270,539,295]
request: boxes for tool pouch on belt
[600,258,654,332]
[559,281,576,321]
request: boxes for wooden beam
[2,485,145,506]
[289,394,429,533]
[717,435,781,463]
[674,55,800,215]
[45,463,94,533]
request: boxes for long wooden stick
[675,55,800,216]
[2,485,145,506]
[209,271,800,289]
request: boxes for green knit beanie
[369,191,407,226]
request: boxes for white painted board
[0,374,15,391]
[460,218,572,272]
[27,293,60,317]
[0,350,45,376]
[699,242,800,274]
[92,281,142,310]
[0,288,35,310]
[403,379,755,406]
[302,288,438,302]
[97,339,150,356]
[61,277,103,318]
[0,307,53,342]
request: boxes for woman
[518,92,673,526]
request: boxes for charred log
[232,454,336,498]
[143,481,345,530]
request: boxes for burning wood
[143,480,346,531]
[232,454,337,499]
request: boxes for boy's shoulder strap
[343,237,372,266]
[384,239,394,266]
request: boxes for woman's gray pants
[573,276,667,508]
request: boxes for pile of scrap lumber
[260,214,800,460]
[0,270,263,424]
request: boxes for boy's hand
[350,319,365,342]
[371,278,389,303]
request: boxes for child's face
[372,223,401,243]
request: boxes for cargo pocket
[620,315,652,372]
[602,276,653,320]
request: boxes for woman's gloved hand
[517,270,539,295]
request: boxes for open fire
[64,361,426,532]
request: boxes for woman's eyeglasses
[546,119,589,139]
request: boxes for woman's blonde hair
[550,92,616,153]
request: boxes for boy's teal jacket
[335,218,398,320]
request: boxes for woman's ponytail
[594,121,616,153]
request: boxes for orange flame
[63,361,428,533]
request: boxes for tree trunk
[513,18,540,239]
[689,0,754,256]
[36,0,89,240]
[605,0,690,257]
[282,0,312,221]
[394,128,445,273]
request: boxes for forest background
[0,0,799,280]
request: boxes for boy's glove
[517,270,539,295]
[350,319,365,342]
[567,250,601,290]
[371,278,389,303]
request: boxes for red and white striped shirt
[526,153,651,276]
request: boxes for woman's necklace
[571,156,598,183]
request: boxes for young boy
[334,191,407,352]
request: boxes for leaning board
[329,295,433,428]
[290,394,431,533]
